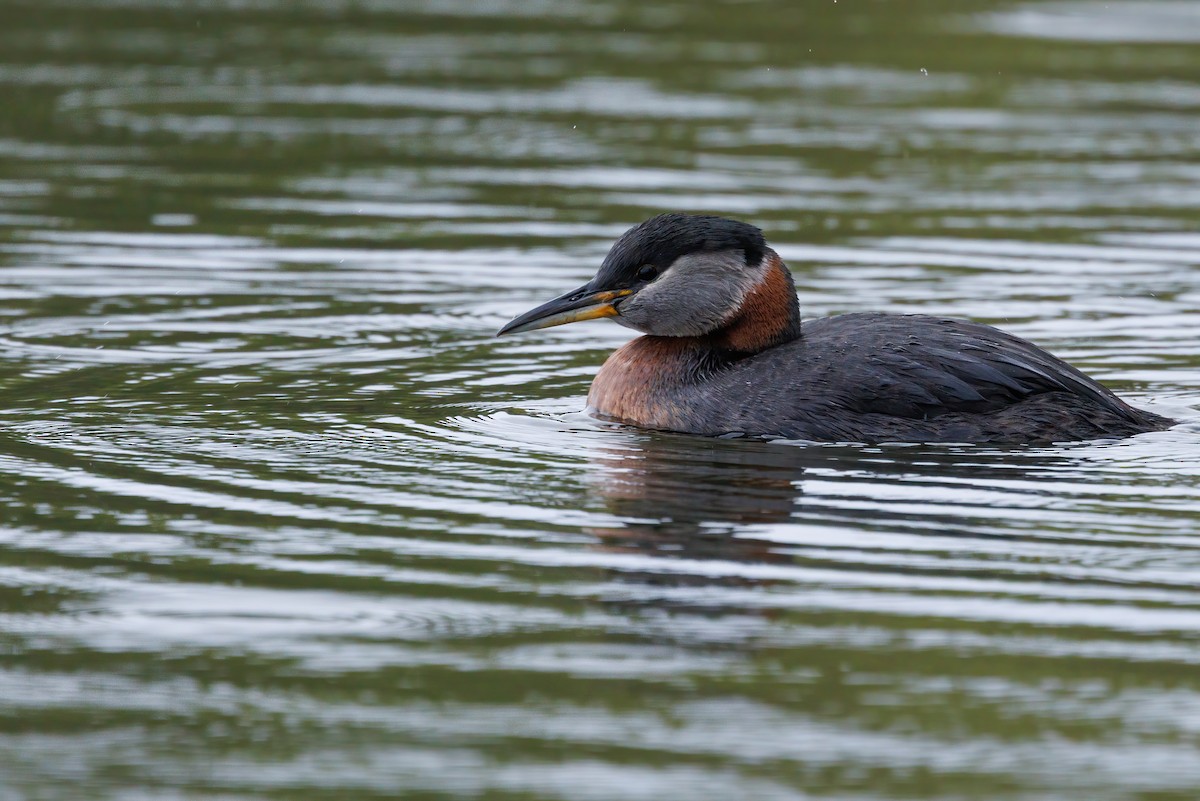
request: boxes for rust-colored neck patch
[709,251,802,354]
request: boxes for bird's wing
[797,313,1141,423]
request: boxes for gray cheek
[614,250,764,337]
[617,288,730,336]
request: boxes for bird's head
[497,213,775,338]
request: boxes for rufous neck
[706,249,802,355]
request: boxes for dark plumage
[599,313,1168,443]
[594,213,766,288]
[498,214,1173,444]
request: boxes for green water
[1,1,1200,798]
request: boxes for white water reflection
[984,1,1200,43]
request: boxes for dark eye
[636,264,658,282]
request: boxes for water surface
[2,1,1200,799]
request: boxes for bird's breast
[587,336,703,429]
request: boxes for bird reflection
[584,434,813,564]
[584,432,1072,567]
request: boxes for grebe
[497,214,1171,444]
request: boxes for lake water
[2,1,1200,799]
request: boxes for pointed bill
[496,284,633,336]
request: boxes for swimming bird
[497,214,1171,444]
